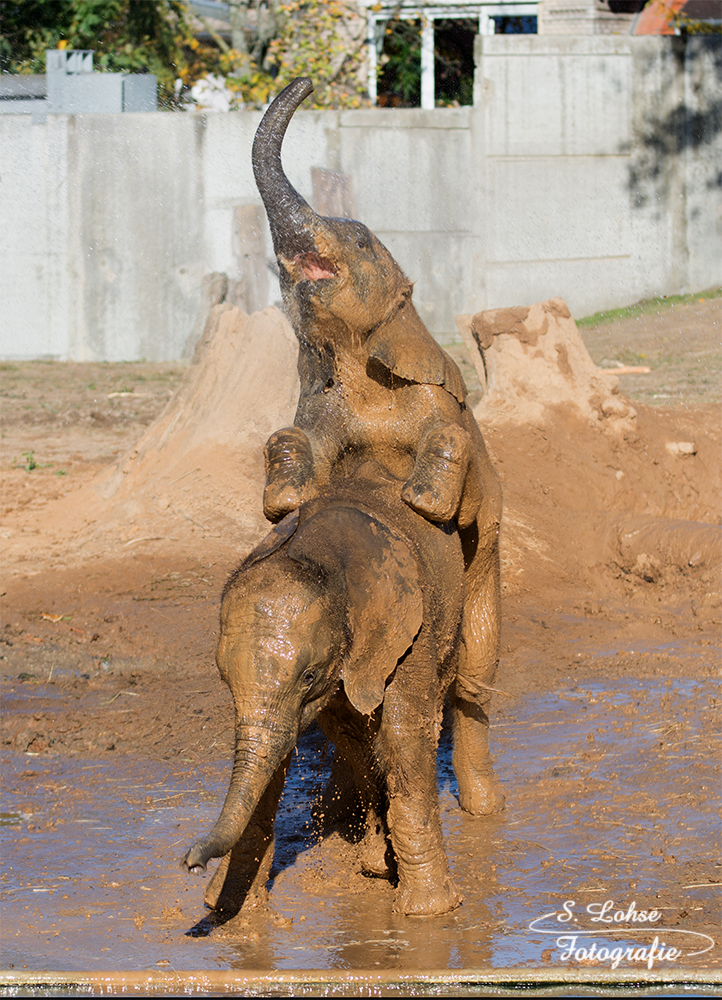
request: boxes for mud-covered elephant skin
[252,78,504,814]
[182,464,490,918]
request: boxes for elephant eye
[301,669,315,690]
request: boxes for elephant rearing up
[253,78,504,816]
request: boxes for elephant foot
[264,427,317,523]
[203,853,231,910]
[452,696,505,816]
[394,876,463,917]
[204,855,271,916]
[211,912,253,939]
[456,772,506,816]
[206,885,270,917]
[213,901,292,939]
[401,425,469,524]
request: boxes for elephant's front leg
[379,675,463,916]
[401,424,477,525]
[204,755,290,918]
[263,427,317,523]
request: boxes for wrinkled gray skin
[182,464,467,918]
[252,78,504,817]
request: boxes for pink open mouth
[296,252,337,281]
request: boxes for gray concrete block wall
[65,114,205,361]
[0,115,70,358]
[472,35,648,318]
[468,34,721,320]
[1,35,719,361]
[623,37,722,307]
[681,39,722,297]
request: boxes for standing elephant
[183,463,472,917]
[252,78,504,814]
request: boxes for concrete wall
[467,34,722,322]
[1,35,719,361]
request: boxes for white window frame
[360,1,538,107]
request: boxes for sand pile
[458,299,721,597]
[2,305,298,573]
[88,304,298,549]
[456,298,636,432]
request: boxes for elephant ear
[287,506,422,715]
[367,298,467,403]
[241,509,300,570]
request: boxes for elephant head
[252,78,421,352]
[182,497,424,876]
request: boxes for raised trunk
[252,77,318,258]
[183,723,294,873]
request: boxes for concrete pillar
[421,17,435,110]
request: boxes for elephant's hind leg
[453,521,505,816]
[451,696,505,815]
[311,750,363,833]
[317,705,393,878]
[359,803,395,878]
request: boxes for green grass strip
[577,287,721,328]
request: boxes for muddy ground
[0,296,720,988]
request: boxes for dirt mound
[90,304,298,540]
[2,305,298,576]
[458,299,721,601]
[457,298,636,431]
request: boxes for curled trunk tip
[252,77,314,183]
[181,844,210,874]
[252,77,317,257]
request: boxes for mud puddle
[2,659,719,982]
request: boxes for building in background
[186,1,653,110]
[360,1,539,109]
[360,1,668,108]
